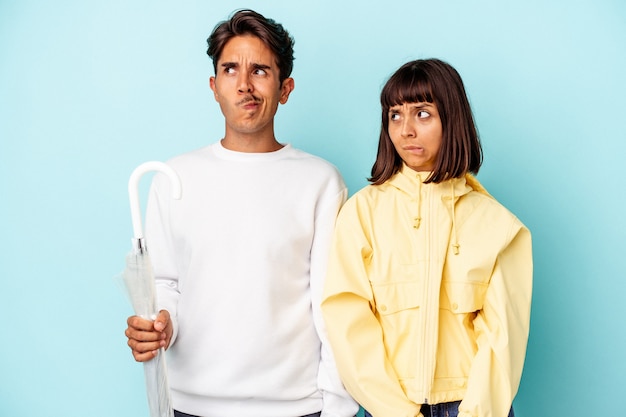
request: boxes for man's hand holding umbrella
[126,310,173,362]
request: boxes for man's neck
[220,132,284,153]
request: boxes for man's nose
[237,73,253,93]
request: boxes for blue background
[1,1,625,416]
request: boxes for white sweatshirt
[145,141,358,417]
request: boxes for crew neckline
[211,141,292,161]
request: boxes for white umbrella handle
[128,161,182,240]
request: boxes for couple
[124,9,532,417]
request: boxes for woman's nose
[401,119,416,138]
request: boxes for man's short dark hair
[207,9,295,84]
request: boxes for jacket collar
[387,164,487,199]
[386,164,493,256]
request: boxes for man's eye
[254,68,267,76]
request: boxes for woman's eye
[390,113,400,121]
[417,110,430,119]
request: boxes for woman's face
[387,101,443,172]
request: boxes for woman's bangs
[382,71,434,109]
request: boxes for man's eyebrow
[220,62,271,70]
[252,63,271,70]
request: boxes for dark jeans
[174,411,321,417]
[363,401,515,417]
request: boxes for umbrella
[121,161,181,417]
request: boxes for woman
[321,59,532,417]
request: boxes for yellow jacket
[322,165,532,417]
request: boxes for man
[124,9,358,417]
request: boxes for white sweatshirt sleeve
[309,181,359,417]
[145,172,181,345]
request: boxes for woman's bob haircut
[369,58,482,185]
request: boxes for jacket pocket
[440,281,487,313]
[371,280,421,375]
[371,280,421,315]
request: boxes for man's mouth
[238,96,260,107]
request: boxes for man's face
[210,35,294,139]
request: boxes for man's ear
[279,77,295,105]
[209,76,219,101]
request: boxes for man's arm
[310,178,360,417]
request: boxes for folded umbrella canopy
[121,161,182,417]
